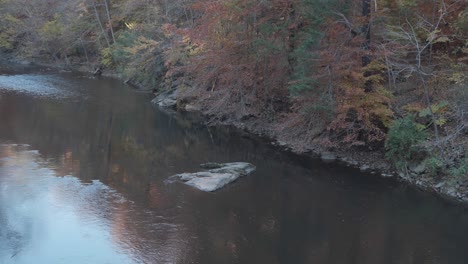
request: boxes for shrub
[423,155,444,176]
[449,154,468,179]
[385,115,428,169]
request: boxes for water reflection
[0,70,467,264]
[0,74,78,99]
[0,144,136,263]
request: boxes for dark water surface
[0,67,467,264]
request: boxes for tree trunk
[93,1,110,47]
[362,0,371,67]
[103,0,116,44]
[362,0,372,92]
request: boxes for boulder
[151,90,178,108]
[360,164,370,171]
[446,187,457,197]
[92,66,102,76]
[410,163,426,174]
[169,162,256,192]
[185,103,201,112]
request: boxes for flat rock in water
[169,162,256,192]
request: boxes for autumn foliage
[167,0,294,120]
[156,0,467,153]
[0,0,466,165]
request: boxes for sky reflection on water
[0,144,138,264]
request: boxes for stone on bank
[151,90,178,108]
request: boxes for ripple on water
[0,74,78,99]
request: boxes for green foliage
[423,155,444,176]
[454,8,468,34]
[124,36,163,88]
[301,94,336,137]
[0,13,22,49]
[100,47,115,67]
[100,29,163,89]
[288,78,318,96]
[399,0,417,7]
[419,150,468,181]
[418,101,448,118]
[287,0,333,95]
[39,18,63,41]
[418,100,449,126]
[100,31,136,67]
[449,155,468,178]
[252,38,284,56]
[385,115,428,169]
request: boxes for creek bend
[0,68,467,264]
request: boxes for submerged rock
[381,173,394,178]
[320,152,336,162]
[169,162,256,192]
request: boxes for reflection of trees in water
[168,159,468,264]
[108,195,192,263]
[1,76,468,264]
[0,83,286,194]
[0,144,194,263]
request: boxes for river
[0,66,467,264]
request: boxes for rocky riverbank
[150,87,468,204]
[2,57,465,204]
